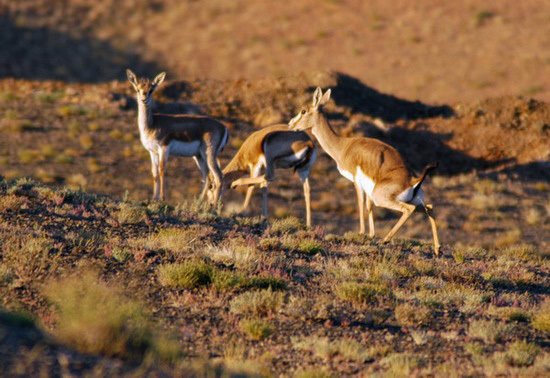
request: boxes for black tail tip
[426,162,439,172]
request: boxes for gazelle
[126,69,228,203]
[213,124,317,227]
[288,88,440,254]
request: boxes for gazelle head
[126,69,166,105]
[288,87,331,131]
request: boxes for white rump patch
[279,147,309,167]
[397,186,425,206]
[168,140,201,156]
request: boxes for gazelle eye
[301,109,306,115]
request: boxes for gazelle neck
[137,98,153,133]
[311,112,346,163]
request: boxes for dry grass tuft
[394,303,433,327]
[334,281,391,304]
[269,216,304,234]
[44,271,181,362]
[230,288,285,317]
[531,299,550,333]
[468,320,511,344]
[239,318,274,340]
[114,202,147,224]
[504,341,539,367]
[292,336,370,362]
[381,353,426,376]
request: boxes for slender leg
[380,201,416,243]
[193,156,210,201]
[242,163,262,212]
[231,175,267,188]
[424,203,441,255]
[242,186,255,211]
[366,196,375,238]
[205,146,223,206]
[303,177,312,228]
[158,148,168,201]
[261,182,268,219]
[149,151,160,200]
[354,180,366,234]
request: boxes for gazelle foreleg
[149,151,160,200]
[366,196,375,238]
[242,162,263,211]
[261,181,269,219]
[354,180,366,234]
[158,148,169,201]
[423,203,441,255]
[298,168,312,228]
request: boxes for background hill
[1,0,549,103]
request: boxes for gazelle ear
[312,87,323,107]
[151,72,166,89]
[318,88,331,107]
[126,69,138,88]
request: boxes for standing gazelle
[213,124,317,227]
[126,69,228,203]
[288,88,440,254]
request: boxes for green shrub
[335,282,391,304]
[158,261,212,289]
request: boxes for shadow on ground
[0,16,161,82]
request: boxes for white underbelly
[337,166,376,199]
[355,167,375,197]
[168,140,201,156]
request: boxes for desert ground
[0,1,549,376]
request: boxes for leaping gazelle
[126,69,228,203]
[212,124,317,227]
[288,88,440,254]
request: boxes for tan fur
[219,124,316,227]
[289,87,440,254]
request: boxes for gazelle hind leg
[374,194,416,243]
[193,156,210,201]
[205,146,223,206]
[424,203,441,255]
